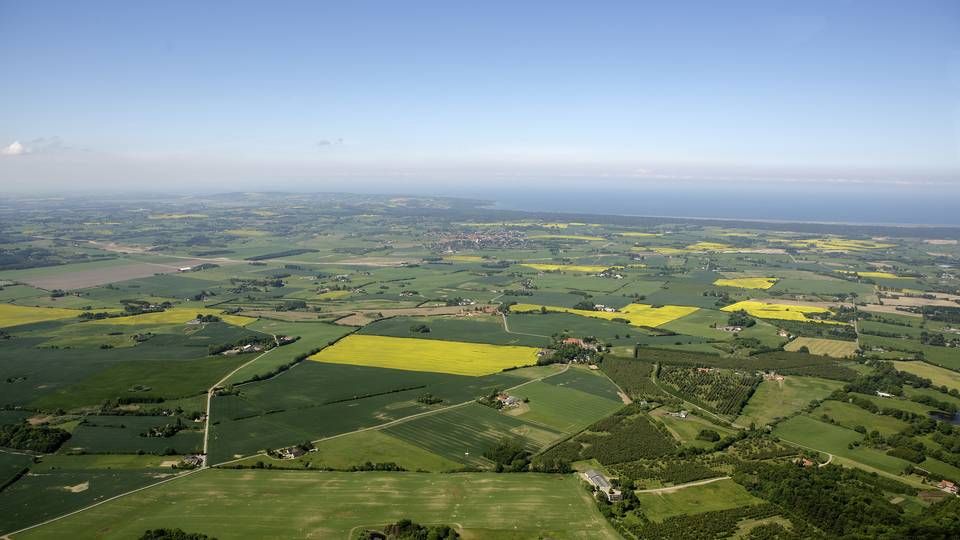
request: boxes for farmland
[309,334,541,376]
[1,192,959,538]
[509,302,698,328]
[783,337,859,358]
[13,470,617,540]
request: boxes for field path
[499,312,551,339]
[202,335,278,464]
[634,475,731,493]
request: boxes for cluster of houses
[583,469,622,502]
[590,304,618,312]
[221,343,265,356]
[275,445,310,460]
[939,480,958,495]
[562,337,598,351]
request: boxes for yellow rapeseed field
[721,301,844,324]
[309,335,540,376]
[686,242,732,251]
[837,270,905,279]
[713,277,778,290]
[0,304,82,328]
[619,232,661,237]
[317,290,352,300]
[86,308,253,327]
[791,238,894,252]
[521,264,613,273]
[509,303,698,328]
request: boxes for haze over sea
[463,184,960,227]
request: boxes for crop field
[256,430,462,472]
[512,380,624,433]
[0,304,82,328]
[384,403,564,466]
[86,308,253,327]
[783,337,859,358]
[893,361,960,392]
[520,263,613,273]
[12,470,617,540]
[509,303,698,328]
[720,300,844,324]
[736,376,843,427]
[309,334,540,376]
[712,277,777,289]
[3,193,960,538]
[635,478,765,522]
[359,315,547,347]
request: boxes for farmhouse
[875,391,895,398]
[496,394,522,408]
[562,337,598,351]
[667,410,689,419]
[583,469,622,502]
[718,326,743,333]
[939,480,958,494]
[277,445,307,459]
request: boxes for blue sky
[0,0,957,193]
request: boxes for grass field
[810,400,909,436]
[520,263,612,273]
[512,380,624,433]
[783,337,859,358]
[309,335,540,376]
[713,277,777,290]
[736,376,843,427]
[721,301,843,324]
[773,415,910,476]
[12,470,616,539]
[0,304,81,328]
[653,410,735,448]
[509,303,698,328]
[893,361,960,392]
[635,478,764,522]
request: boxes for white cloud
[0,137,68,157]
[1,141,26,156]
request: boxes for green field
[783,337,859,358]
[773,415,911,476]
[12,470,618,539]
[635,478,765,522]
[512,378,624,433]
[893,361,960,392]
[737,376,843,428]
[810,400,910,436]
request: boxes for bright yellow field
[527,234,605,241]
[620,232,661,237]
[86,308,253,327]
[0,304,82,328]
[792,238,894,252]
[713,277,778,290]
[686,241,732,251]
[521,263,613,273]
[318,290,352,300]
[650,247,689,255]
[509,303,698,328]
[309,335,540,376]
[721,301,844,324]
[784,337,859,358]
[445,255,486,262]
